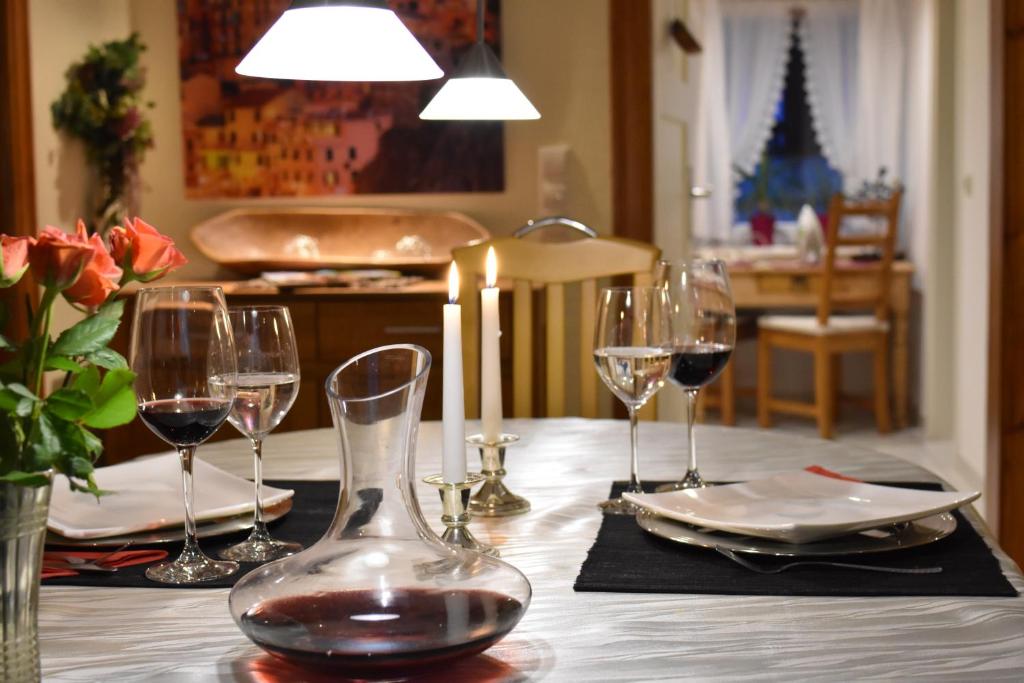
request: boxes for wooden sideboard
[102,280,513,464]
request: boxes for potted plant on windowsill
[0,218,185,682]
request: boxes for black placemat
[44,480,337,589]
[574,481,1019,598]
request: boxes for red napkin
[804,465,864,483]
[42,549,169,579]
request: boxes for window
[734,20,842,224]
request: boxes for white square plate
[48,452,295,539]
[622,471,979,544]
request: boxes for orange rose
[30,226,93,291]
[110,217,187,283]
[62,220,123,306]
[0,235,35,287]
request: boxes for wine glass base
[146,555,238,584]
[219,537,303,563]
[655,470,707,492]
[598,498,639,515]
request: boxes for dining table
[38,418,1024,680]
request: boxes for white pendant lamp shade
[236,0,442,82]
[420,77,539,120]
[419,25,540,120]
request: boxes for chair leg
[831,355,842,422]
[874,337,893,434]
[757,333,773,428]
[720,359,736,426]
[815,344,835,439]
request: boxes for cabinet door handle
[383,325,442,336]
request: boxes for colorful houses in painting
[176,0,500,198]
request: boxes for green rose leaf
[0,383,39,418]
[95,299,125,321]
[50,314,121,357]
[80,426,103,457]
[85,348,128,370]
[82,368,136,429]
[0,470,51,487]
[26,412,60,470]
[45,388,94,421]
[72,365,101,398]
[45,355,84,374]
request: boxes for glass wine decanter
[229,344,532,675]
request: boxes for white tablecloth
[39,419,1024,680]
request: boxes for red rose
[62,220,123,306]
[30,226,93,291]
[110,217,187,282]
[0,235,35,287]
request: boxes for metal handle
[513,215,598,239]
[690,186,713,199]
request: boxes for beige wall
[29,0,131,230]
[918,0,999,522]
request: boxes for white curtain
[799,0,936,281]
[692,0,732,243]
[692,0,792,243]
[798,0,859,178]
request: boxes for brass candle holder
[422,473,498,557]
[466,433,530,517]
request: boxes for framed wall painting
[176,0,504,198]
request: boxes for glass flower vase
[1,473,52,683]
[229,344,531,674]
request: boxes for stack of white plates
[623,470,980,556]
[47,453,295,547]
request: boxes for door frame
[0,0,38,339]
[610,0,654,244]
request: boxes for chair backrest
[453,236,661,418]
[817,187,903,325]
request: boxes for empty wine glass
[592,286,673,514]
[656,259,736,490]
[215,305,303,563]
[131,286,238,584]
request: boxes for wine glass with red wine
[592,286,673,514]
[130,286,239,584]
[657,259,736,490]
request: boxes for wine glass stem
[251,437,268,535]
[178,445,200,554]
[686,389,699,474]
[627,405,641,494]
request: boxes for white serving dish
[622,471,979,544]
[48,453,294,539]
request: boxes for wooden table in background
[725,260,914,428]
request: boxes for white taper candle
[480,246,503,442]
[442,262,467,483]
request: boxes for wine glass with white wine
[214,305,303,563]
[592,286,673,514]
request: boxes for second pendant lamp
[420,1,540,120]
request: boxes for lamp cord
[477,0,485,44]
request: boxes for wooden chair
[453,236,661,418]
[756,188,903,439]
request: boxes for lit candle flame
[448,262,460,304]
[485,246,498,288]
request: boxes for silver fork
[714,546,943,575]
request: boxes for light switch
[538,143,570,215]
